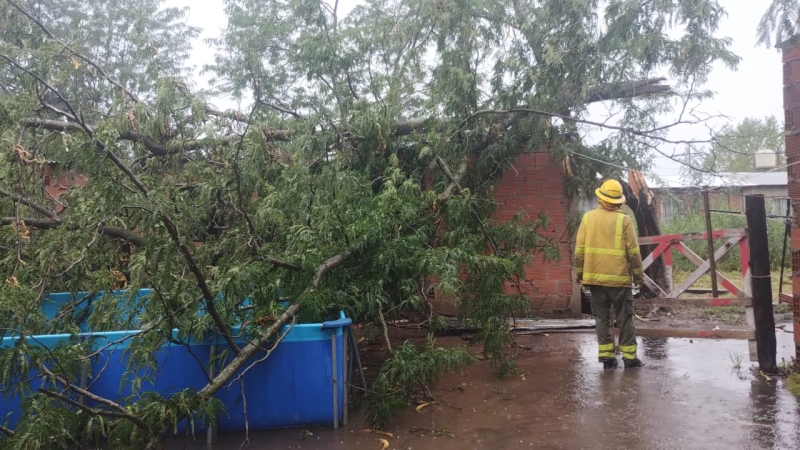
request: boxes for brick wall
[42,163,87,213]
[780,38,800,363]
[491,151,576,316]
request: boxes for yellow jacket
[574,205,644,288]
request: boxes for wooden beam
[641,274,667,297]
[745,195,778,373]
[638,228,746,245]
[667,237,740,298]
[672,242,746,297]
[612,327,754,340]
[702,190,720,297]
[634,297,752,308]
[640,242,670,271]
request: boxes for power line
[568,150,694,187]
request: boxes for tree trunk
[620,180,667,294]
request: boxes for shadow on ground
[168,324,799,450]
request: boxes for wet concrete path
[169,324,799,450]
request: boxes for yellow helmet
[595,179,625,205]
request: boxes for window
[659,195,683,223]
[769,197,792,217]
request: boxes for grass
[774,302,792,314]
[700,306,744,325]
[674,270,795,310]
[727,351,746,380]
[778,358,797,376]
[787,374,800,399]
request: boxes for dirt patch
[633,302,793,331]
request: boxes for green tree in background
[0,0,740,447]
[680,116,785,184]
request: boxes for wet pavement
[169,324,799,450]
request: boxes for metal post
[702,189,719,297]
[331,334,338,429]
[343,327,349,426]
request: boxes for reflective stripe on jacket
[574,205,644,287]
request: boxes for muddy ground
[168,322,799,450]
[632,301,794,331]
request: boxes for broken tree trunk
[620,177,668,294]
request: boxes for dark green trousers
[589,286,638,361]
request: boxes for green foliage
[758,0,800,48]
[680,116,785,184]
[365,338,476,429]
[778,357,797,376]
[0,0,743,443]
[787,373,800,399]
[661,211,789,272]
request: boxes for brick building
[779,37,800,363]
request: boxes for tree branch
[0,187,60,220]
[6,0,141,103]
[0,54,81,123]
[580,77,671,105]
[196,252,350,400]
[37,388,146,428]
[256,99,303,119]
[435,155,500,254]
[458,108,713,146]
[34,364,151,431]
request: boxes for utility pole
[745,195,777,373]
[702,189,719,297]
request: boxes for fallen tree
[0,0,739,447]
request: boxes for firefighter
[574,179,645,369]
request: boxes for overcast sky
[165,0,784,178]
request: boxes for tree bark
[620,180,668,292]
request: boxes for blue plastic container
[39,289,153,332]
[0,293,351,435]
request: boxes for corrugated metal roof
[647,172,787,189]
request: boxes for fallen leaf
[415,402,431,413]
[376,438,389,450]
[519,372,529,381]
[71,56,81,69]
[759,371,773,382]
[542,333,551,337]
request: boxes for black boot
[623,358,645,369]
[601,358,618,370]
